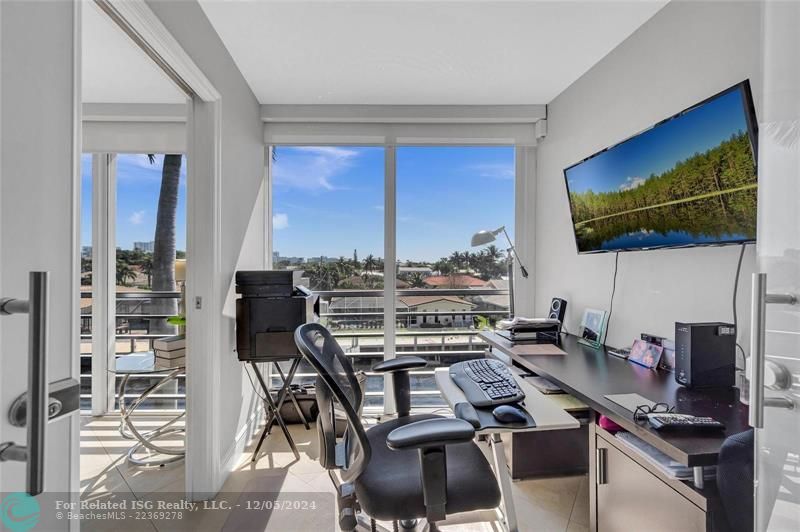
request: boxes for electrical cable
[244,362,269,402]
[733,243,747,370]
[603,252,620,345]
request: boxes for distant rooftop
[398,295,474,308]
[424,275,487,288]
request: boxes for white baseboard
[218,406,264,488]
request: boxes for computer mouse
[492,404,526,423]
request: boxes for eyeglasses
[633,402,674,421]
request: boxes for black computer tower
[674,322,736,388]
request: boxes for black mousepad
[474,404,536,431]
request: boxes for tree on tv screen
[568,132,756,225]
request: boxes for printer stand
[249,358,308,462]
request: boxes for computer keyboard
[449,359,526,408]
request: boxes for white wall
[532,1,761,351]
[145,0,265,494]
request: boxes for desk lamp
[471,226,528,318]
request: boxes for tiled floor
[81,415,589,532]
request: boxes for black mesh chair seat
[356,414,501,521]
[294,323,502,529]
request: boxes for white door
[0,1,81,529]
[752,2,800,531]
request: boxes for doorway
[80,0,190,505]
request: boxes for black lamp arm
[502,228,529,278]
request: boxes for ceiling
[82,1,186,104]
[199,0,668,105]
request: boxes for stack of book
[153,335,185,369]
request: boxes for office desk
[435,365,577,532]
[480,331,749,467]
[480,331,747,532]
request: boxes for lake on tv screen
[565,88,757,253]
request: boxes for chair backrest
[294,323,371,481]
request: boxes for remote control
[646,413,725,431]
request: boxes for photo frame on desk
[577,308,607,349]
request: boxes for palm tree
[485,244,503,261]
[150,154,182,333]
[408,272,426,288]
[306,262,343,291]
[140,254,153,288]
[464,251,479,273]
[449,251,462,271]
[116,259,136,286]
[434,259,454,276]
[335,257,353,278]
[363,254,377,274]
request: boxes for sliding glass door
[270,144,514,412]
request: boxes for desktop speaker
[548,298,568,325]
[674,322,736,388]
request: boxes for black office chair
[294,323,501,531]
[715,429,754,532]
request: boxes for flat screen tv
[564,81,758,254]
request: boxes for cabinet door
[597,442,705,532]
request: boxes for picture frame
[628,339,664,369]
[658,339,676,371]
[577,308,607,349]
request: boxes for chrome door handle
[0,272,49,495]
[749,273,797,429]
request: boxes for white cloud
[468,163,514,180]
[128,210,146,225]
[619,176,646,192]
[273,146,360,191]
[273,212,289,230]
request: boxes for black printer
[235,270,319,361]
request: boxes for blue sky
[272,146,515,262]
[82,147,513,262]
[81,153,187,250]
[565,87,752,195]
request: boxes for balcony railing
[81,287,509,413]
[80,291,184,411]
[272,288,510,410]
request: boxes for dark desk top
[480,331,750,467]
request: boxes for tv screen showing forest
[564,82,757,253]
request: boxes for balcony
[80,290,184,411]
[81,287,508,413]
[272,287,510,411]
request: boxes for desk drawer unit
[594,431,706,532]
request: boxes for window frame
[266,123,535,415]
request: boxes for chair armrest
[372,356,428,373]
[372,357,427,417]
[386,418,475,450]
